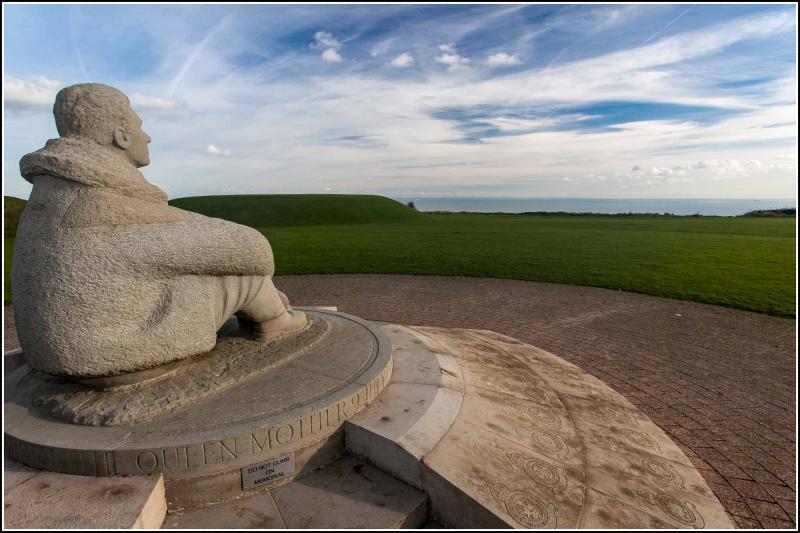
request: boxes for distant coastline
[394,197,797,217]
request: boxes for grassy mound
[169,194,424,228]
[4,196,27,236]
[2,194,795,317]
[742,208,796,217]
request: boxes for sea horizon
[393,197,797,217]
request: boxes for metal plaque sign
[241,453,296,489]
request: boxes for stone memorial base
[5,309,392,510]
[4,309,734,528]
[345,324,734,529]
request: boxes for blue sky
[3,3,797,199]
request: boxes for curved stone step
[162,456,427,529]
[346,324,734,529]
[3,456,166,529]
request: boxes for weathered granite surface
[4,457,166,529]
[30,315,329,426]
[12,83,306,379]
[5,309,392,510]
[346,324,735,529]
[163,456,427,529]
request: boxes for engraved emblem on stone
[584,385,616,401]
[620,428,660,451]
[490,482,558,528]
[635,490,705,529]
[523,387,556,407]
[602,403,640,425]
[506,452,567,495]
[514,425,569,460]
[620,451,684,487]
[517,404,562,428]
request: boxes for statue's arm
[116,213,274,277]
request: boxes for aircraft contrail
[166,12,237,98]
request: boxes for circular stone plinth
[348,325,734,529]
[4,309,392,507]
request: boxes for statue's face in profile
[113,106,152,168]
[124,108,152,167]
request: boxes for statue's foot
[255,309,308,342]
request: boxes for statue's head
[53,83,151,168]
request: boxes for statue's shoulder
[61,187,192,228]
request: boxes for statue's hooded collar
[20,136,168,203]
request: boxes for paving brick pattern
[273,274,796,529]
[4,274,796,528]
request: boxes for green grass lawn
[3,195,796,317]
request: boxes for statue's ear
[113,126,131,149]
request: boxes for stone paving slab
[164,456,427,529]
[348,323,733,528]
[3,457,166,529]
[268,274,796,529]
[162,490,286,529]
[270,456,427,528]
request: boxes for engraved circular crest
[603,404,637,424]
[490,482,512,502]
[655,494,702,527]
[635,490,704,529]
[507,453,567,494]
[530,430,568,458]
[525,457,561,486]
[585,386,615,400]
[507,491,551,528]
[522,405,561,428]
[621,429,658,451]
[642,457,683,486]
[490,482,557,528]
[524,387,553,406]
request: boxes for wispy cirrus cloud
[165,12,236,97]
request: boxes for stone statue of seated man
[12,83,307,382]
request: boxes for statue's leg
[235,276,307,341]
[277,290,291,310]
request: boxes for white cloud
[4,75,62,110]
[130,93,177,111]
[621,155,795,187]
[436,53,469,69]
[389,52,414,68]
[435,43,470,70]
[321,48,343,63]
[206,144,231,157]
[314,31,341,49]
[486,52,521,67]
[313,30,344,62]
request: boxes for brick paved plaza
[4,274,796,528]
